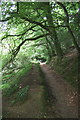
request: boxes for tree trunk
[44,3,63,59]
[57,2,80,53]
[68,26,80,53]
[45,36,55,56]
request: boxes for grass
[11,85,29,104]
[2,63,32,96]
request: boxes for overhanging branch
[0,17,12,22]
[18,15,50,32]
[18,33,50,48]
[1,25,37,41]
[57,2,69,24]
[2,33,49,70]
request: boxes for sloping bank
[49,54,78,91]
[40,63,78,118]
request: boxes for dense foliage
[0,1,79,93]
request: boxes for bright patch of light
[31,0,36,1]
[77,9,79,12]
[1,22,7,32]
[10,28,17,34]
[2,0,15,3]
[0,33,4,39]
[10,4,16,12]
[1,43,9,54]
[43,17,47,20]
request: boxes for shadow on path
[40,63,78,118]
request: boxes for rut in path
[40,64,78,118]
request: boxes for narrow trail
[2,64,78,118]
[2,65,59,118]
[40,64,78,118]
[2,65,44,118]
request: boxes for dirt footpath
[2,65,44,118]
[2,64,78,118]
[40,64,78,118]
[2,65,59,118]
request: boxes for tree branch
[1,25,37,41]
[0,17,12,22]
[2,33,49,70]
[19,16,50,32]
[57,2,69,24]
[18,33,50,48]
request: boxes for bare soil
[40,63,78,118]
[2,65,44,118]
[2,65,59,118]
[2,62,78,118]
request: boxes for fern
[11,85,29,104]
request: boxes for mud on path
[40,64,78,118]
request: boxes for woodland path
[2,64,78,118]
[40,63,78,118]
[2,65,59,118]
[3,65,44,118]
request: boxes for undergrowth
[50,55,78,90]
[2,63,32,96]
[11,85,29,104]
